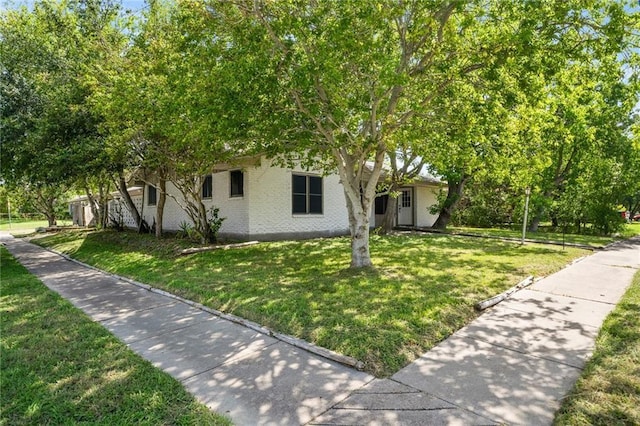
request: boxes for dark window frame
[230,170,244,197]
[375,194,388,215]
[201,175,213,199]
[292,174,323,215]
[147,185,157,206]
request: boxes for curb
[475,275,534,311]
[472,249,593,311]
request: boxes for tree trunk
[98,184,109,228]
[84,184,111,229]
[196,199,212,244]
[381,193,398,235]
[44,196,56,226]
[84,186,99,227]
[346,195,373,268]
[331,145,385,268]
[156,177,166,238]
[117,172,145,231]
[529,214,542,232]
[45,210,57,227]
[432,176,468,230]
[170,177,212,244]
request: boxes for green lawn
[554,270,640,425]
[0,246,231,426]
[33,229,592,377]
[0,218,72,236]
[449,223,640,247]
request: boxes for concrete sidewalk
[2,233,638,425]
[387,237,639,425]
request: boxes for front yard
[32,230,591,377]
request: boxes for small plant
[108,203,125,231]
[187,227,199,241]
[177,220,193,239]
[207,206,225,243]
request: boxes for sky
[3,0,639,16]
[0,0,147,13]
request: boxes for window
[147,185,157,206]
[375,195,388,215]
[202,175,213,199]
[230,170,244,197]
[401,189,411,207]
[292,174,322,214]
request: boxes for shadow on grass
[33,229,589,377]
[0,247,229,425]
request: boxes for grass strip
[0,246,231,426]
[449,224,640,247]
[554,270,640,425]
[32,229,592,377]
[0,219,70,230]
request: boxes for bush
[207,207,225,243]
[177,221,193,239]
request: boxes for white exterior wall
[83,205,95,226]
[70,202,84,226]
[109,196,143,229]
[120,157,450,240]
[141,183,181,231]
[70,201,94,227]
[138,180,250,236]
[109,162,443,238]
[246,158,350,239]
[209,170,250,236]
[415,185,440,228]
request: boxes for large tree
[428,0,640,231]
[212,0,640,266]
[524,54,639,233]
[95,1,254,242]
[1,0,122,226]
[213,0,544,267]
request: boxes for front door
[397,188,414,226]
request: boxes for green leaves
[1,1,119,183]
[2,0,637,243]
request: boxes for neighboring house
[69,194,96,227]
[70,186,144,228]
[71,156,444,240]
[108,186,144,228]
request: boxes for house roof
[68,186,143,204]
[365,158,444,185]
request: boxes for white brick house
[74,156,442,240]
